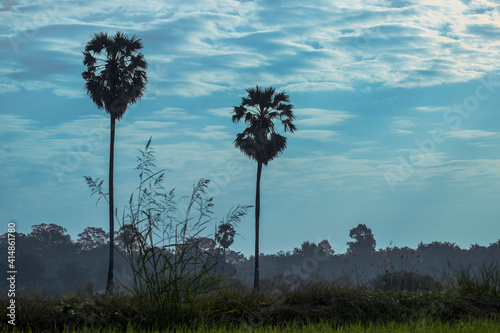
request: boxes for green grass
[2,283,500,332]
[2,318,500,333]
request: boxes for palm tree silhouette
[216,223,236,261]
[82,32,147,295]
[232,86,295,290]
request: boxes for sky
[1,0,500,256]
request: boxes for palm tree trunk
[106,116,116,295]
[254,161,263,291]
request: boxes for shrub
[371,270,440,292]
[451,261,500,297]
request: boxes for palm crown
[82,32,148,119]
[232,86,296,165]
[216,223,236,249]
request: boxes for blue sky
[1,0,500,256]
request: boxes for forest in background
[1,222,499,295]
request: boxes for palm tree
[82,32,147,295]
[216,223,236,261]
[232,86,295,290]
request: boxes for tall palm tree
[82,32,147,295]
[232,86,295,290]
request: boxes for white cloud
[390,117,417,134]
[392,129,414,135]
[282,81,353,93]
[130,120,176,130]
[415,106,452,113]
[269,153,395,192]
[445,129,499,140]
[208,107,233,118]
[348,147,379,153]
[294,130,337,141]
[295,108,355,127]
[186,125,233,141]
[2,0,500,99]
[53,87,85,99]
[391,117,417,128]
[153,108,202,120]
[0,115,37,133]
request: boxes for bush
[451,261,500,297]
[371,270,440,292]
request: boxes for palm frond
[232,86,295,164]
[232,106,246,123]
[281,118,296,133]
[272,90,290,106]
[82,31,148,119]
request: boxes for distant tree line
[1,222,498,295]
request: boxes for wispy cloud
[186,125,233,141]
[414,106,451,113]
[445,129,500,140]
[295,108,355,127]
[392,129,414,135]
[3,0,500,101]
[153,108,202,120]
[294,130,337,141]
[390,117,416,134]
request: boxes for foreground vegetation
[2,278,500,332]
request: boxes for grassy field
[2,282,500,332]
[2,318,500,333]
[2,259,499,332]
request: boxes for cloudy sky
[1,0,500,256]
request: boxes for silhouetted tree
[216,223,236,261]
[29,223,72,246]
[347,224,376,254]
[318,239,335,257]
[115,224,141,252]
[82,32,148,294]
[77,226,108,251]
[232,86,295,290]
[293,241,317,257]
[417,241,461,260]
[224,249,247,265]
[293,240,334,258]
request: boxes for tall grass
[450,261,500,297]
[371,270,441,292]
[85,138,250,327]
